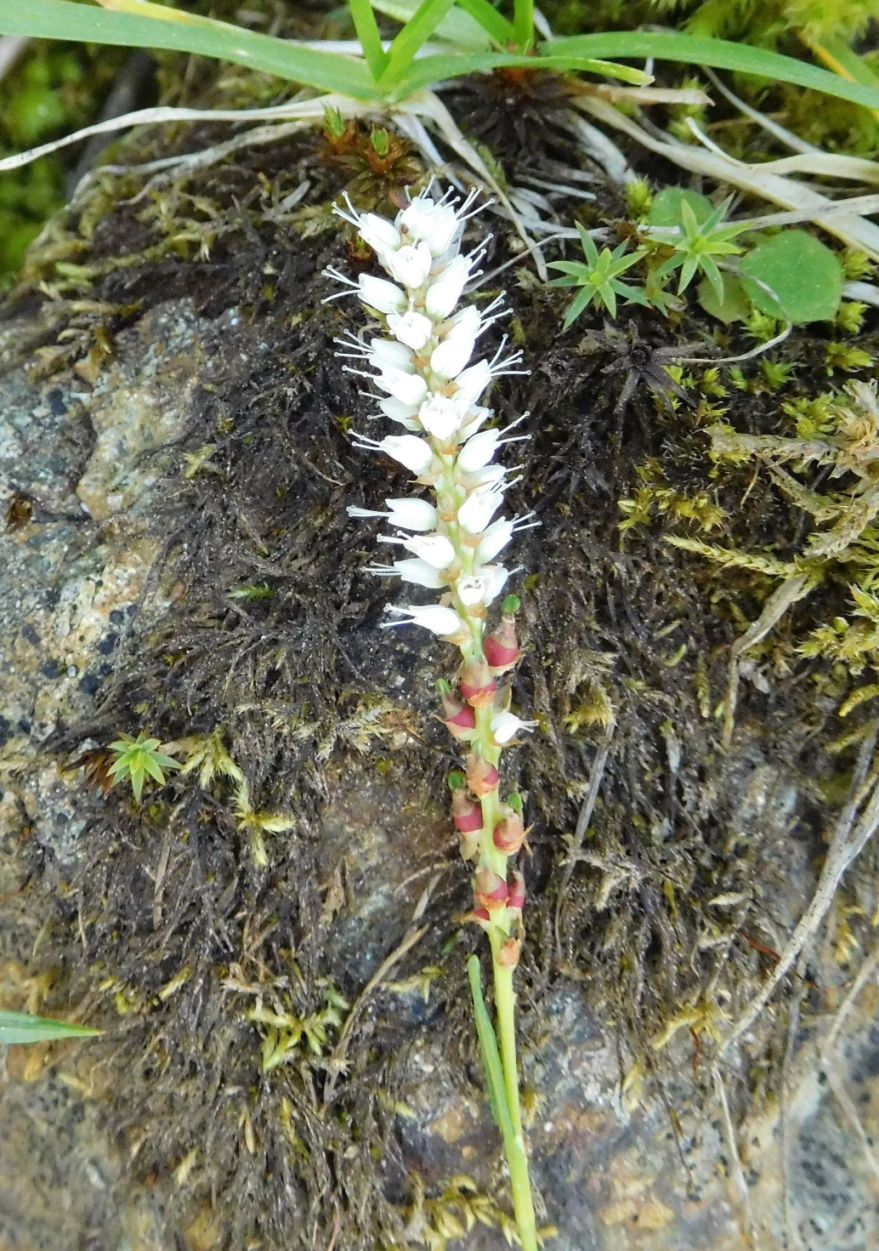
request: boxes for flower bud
[458,830,480,861]
[459,659,497,708]
[441,695,477,741]
[468,906,491,929]
[474,867,508,911]
[451,787,483,833]
[484,615,521,672]
[497,937,522,968]
[466,755,499,796]
[507,870,526,911]
[492,809,526,855]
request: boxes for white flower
[457,429,501,473]
[475,517,514,563]
[457,405,493,441]
[367,338,414,373]
[375,369,428,408]
[358,213,402,255]
[453,359,492,410]
[398,199,460,257]
[353,433,434,475]
[430,333,476,382]
[380,533,456,569]
[366,559,446,588]
[457,486,505,535]
[347,497,437,531]
[387,310,433,351]
[378,396,421,430]
[425,255,472,319]
[358,273,406,314]
[418,395,465,442]
[443,304,482,341]
[382,604,465,636]
[456,566,508,606]
[460,463,507,490]
[490,712,538,745]
[384,240,433,290]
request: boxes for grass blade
[454,0,512,46]
[0,0,381,100]
[379,0,459,85]
[348,0,390,80]
[467,956,516,1143]
[512,0,534,52]
[372,0,495,49]
[806,33,879,121]
[0,1010,101,1045]
[543,32,879,113]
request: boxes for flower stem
[489,931,538,1251]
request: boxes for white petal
[385,497,438,531]
[378,396,420,429]
[418,395,464,442]
[457,575,490,606]
[453,359,492,409]
[490,712,537,745]
[376,369,428,408]
[457,405,493,441]
[358,273,406,314]
[401,534,456,569]
[458,487,504,535]
[482,564,509,603]
[475,518,513,563]
[444,304,482,341]
[457,429,501,473]
[368,338,414,373]
[430,334,475,382]
[425,255,471,319]
[378,435,434,474]
[387,310,433,351]
[367,559,446,588]
[360,213,402,254]
[383,604,464,636]
[384,241,433,289]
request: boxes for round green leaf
[648,187,714,229]
[739,231,844,325]
[697,274,751,324]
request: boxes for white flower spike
[328,183,540,1251]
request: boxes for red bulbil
[466,755,499,796]
[441,694,477,741]
[459,659,498,708]
[492,809,525,855]
[484,616,520,673]
[507,870,526,911]
[452,788,483,833]
[474,867,509,911]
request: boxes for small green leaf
[0,1010,101,1045]
[740,231,845,324]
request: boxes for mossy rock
[1,39,878,1251]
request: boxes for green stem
[489,931,537,1250]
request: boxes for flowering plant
[327,185,539,1249]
